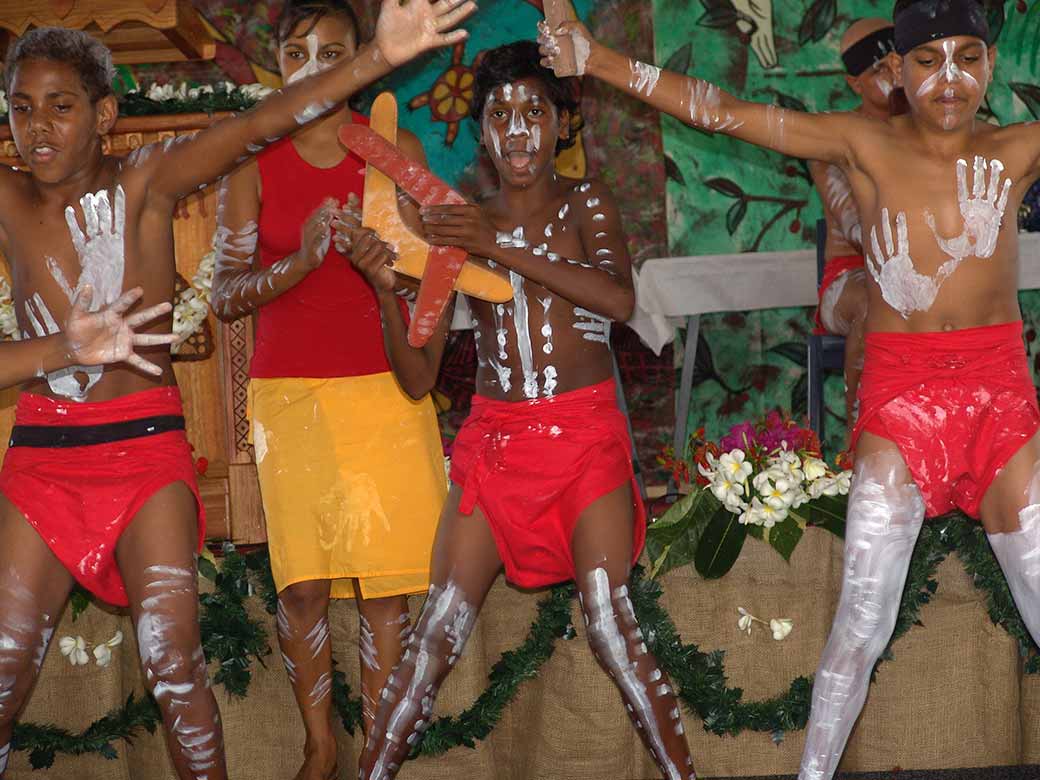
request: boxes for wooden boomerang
[543,0,579,77]
[362,93,511,307]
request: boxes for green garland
[12,516,1040,769]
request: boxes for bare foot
[292,747,338,780]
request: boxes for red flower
[195,457,209,477]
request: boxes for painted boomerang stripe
[339,123,468,348]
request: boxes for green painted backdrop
[650,0,1040,457]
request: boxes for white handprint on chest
[23,186,127,400]
[925,156,1012,262]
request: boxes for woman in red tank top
[210,3,448,778]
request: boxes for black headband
[894,0,990,55]
[841,26,896,76]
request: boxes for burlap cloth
[6,529,1027,779]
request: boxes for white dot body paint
[543,365,558,397]
[629,60,662,97]
[558,203,570,220]
[510,271,540,400]
[925,156,1012,263]
[592,213,606,222]
[583,569,685,780]
[539,296,554,356]
[587,197,601,209]
[544,222,554,238]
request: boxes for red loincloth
[813,254,865,334]
[0,387,205,606]
[851,321,1040,519]
[450,378,645,588]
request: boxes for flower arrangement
[172,250,216,353]
[648,412,850,580]
[0,276,17,341]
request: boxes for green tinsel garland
[12,515,1040,769]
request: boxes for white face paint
[915,39,980,97]
[286,34,329,85]
[925,155,1011,262]
[629,60,662,97]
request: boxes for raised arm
[420,179,634,322]
[0,286,175,390]
[136,0,475,203]
[539,20,853,166]
[209,162,337,321]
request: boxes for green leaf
[726,199,748,235]
[769,341,807,367]
[663,42,693,75]
[798,0,837,45]
[697,6,739,28]
[806,493,847,537]
[197,555,219,582]
[694,507,748,578]
[1010,82,1040,119]
[69,587,93,622]
[704,177,744,199]
[646,489,720,578]
[987,3,1006,42]
[765,515,804,562]
[768,90,810,114]
[664,154,687,186]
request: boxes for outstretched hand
[375,0,477,68]
[64,286,177,376]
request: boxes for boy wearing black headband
[540,1,1040,776]
[809,18,898,435]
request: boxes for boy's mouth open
[506,150,534,171]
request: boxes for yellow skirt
[248,373,446,600]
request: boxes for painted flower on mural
[409,42,477,146]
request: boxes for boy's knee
[278,580,328,617]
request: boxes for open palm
[374,0,476,67]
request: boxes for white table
[626,232,1040,459]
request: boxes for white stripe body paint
[511,271,539,399]
[360,615,381,672]
[573,306,611,343]
[629,60,662,97]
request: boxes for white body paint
[799,452,925,779]
[539,297,554,355]
[823,165,862,249]
[510,271,539,399]
[22,292,102,400]
[573,306,612,343]
[685,79,744,132]
[926,156,1012,262]
[629,60,662,97]
[866,209,960,319]
[915,40,984,130]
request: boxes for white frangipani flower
[59,635,89,666]
[238,83,274,101]
[770,618,794,641]
[737,607,755,635]
[719,450,753,482]
[0,90,8,115]
[802,457,828,481]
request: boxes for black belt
[9,414,186,448]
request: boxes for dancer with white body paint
[0,3,473,778]
[350,40,696,780]
[209,3,459,779]
[806,18,900,433]
[540,0,1040,775]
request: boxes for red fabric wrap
[449,379,646,588]
[251,115,407,379]
[813,254,865,334]
[852,321,1040,519]
[0,387,205,606]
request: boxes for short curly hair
[470,40,583,153]
[275,0,364,46]
[5,27,115,102]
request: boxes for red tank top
[250,114,402,378]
